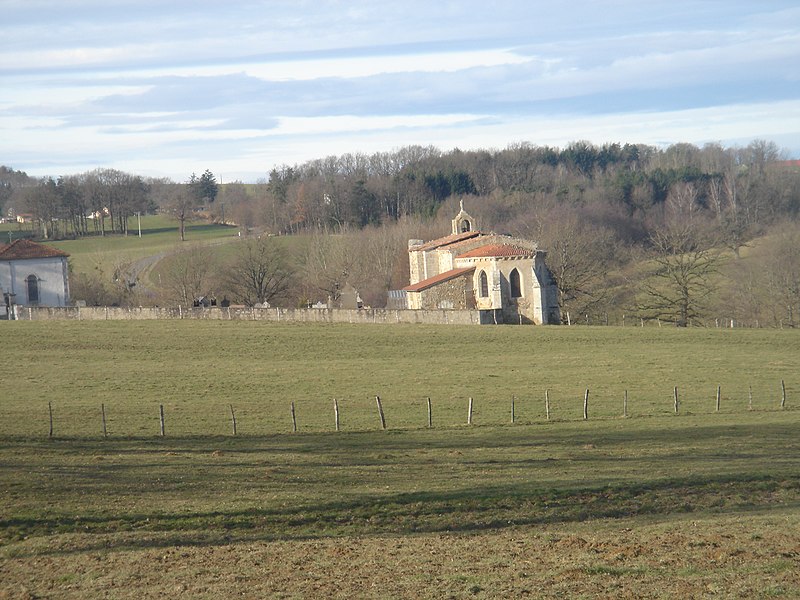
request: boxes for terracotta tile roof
[0,239,69,260]
[445,235,495,251]
[457,243,533,259]
[402,266,475,292]
[410,231,482,252]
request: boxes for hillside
[2,139,799,324]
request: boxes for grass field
[1,323,799,598]
[1,216,239,274]
[52,216,239,274]
[2,322,795,437]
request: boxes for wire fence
[10,380,792,439]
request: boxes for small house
[0,239,71,308]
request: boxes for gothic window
[478,270,489,298]
[510,268,522,298]
[460,219,471,233]
[26,274,39,304]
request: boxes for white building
[0,239,71,312]
[401,203,560,324]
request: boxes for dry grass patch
[2,512,798,599]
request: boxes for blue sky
[2,1,799,182]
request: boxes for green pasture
[0,321,800,437]
[1,322,799,597]
[2,322,796,437]
[0,221,31,243]
[1,216,239,273]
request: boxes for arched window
[26,274,39,304]
[478,271,489,298]
[510,268,522,298]
[460,219,471,233]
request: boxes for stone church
[401,203,560,324]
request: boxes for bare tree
[762,227,800,327]
[161,245,215,306]
[223,237,293,306]
[302,229,362,304]
[357,222,412,306]
[715,221,800,327]
[665,181,701,223]
[23,178,61,239]
[637,223,720,326]
[519,205,618,322]
[160,183,194,242]
[220,182,254,231]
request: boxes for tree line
[3,140,799,326]
[1,167,218,240]
[3,141,795,240]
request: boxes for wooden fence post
[511,395,516,424]
[229,404,237,435]
[545,389,551,421]
[101,403,107,438]
[673,387,679,414]
[748,385,753,411]
[291,401,297,432]
[781,380,786,409]
[376,395,386,430]
[583,389,589,420]
[716,386,721,413]
[334,398,340,431]
[427,397,432,428]
[467,397,473,425]
[48,402,53,438]
[623,390,628,418]
[159,404,165,436]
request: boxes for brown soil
[2,512,798,599]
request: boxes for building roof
[409,230,483,252]
[457,243,533,259]
[402,266,475,292]
[0,239,70,260]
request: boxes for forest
[2,139,800,326]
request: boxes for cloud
[2,1,799,179]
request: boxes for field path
[123,236,239,295]
[124,252,168,295]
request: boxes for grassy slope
[1,323,798,598]
[0,216,239,274]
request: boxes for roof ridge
[0,238,70,260]
[402,266,476,292]
[457,242,534,259]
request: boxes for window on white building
[26,274,39,304]
[478,270,489,297]
[510,268,522,298]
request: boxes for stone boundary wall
[19,306,482,325]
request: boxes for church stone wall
[408,249,424,285]
[423,251,439,281]
[438,251,454,274]
[412,274,473,310]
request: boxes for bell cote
[451,199,477,235]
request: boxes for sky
[2,0,799,182]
